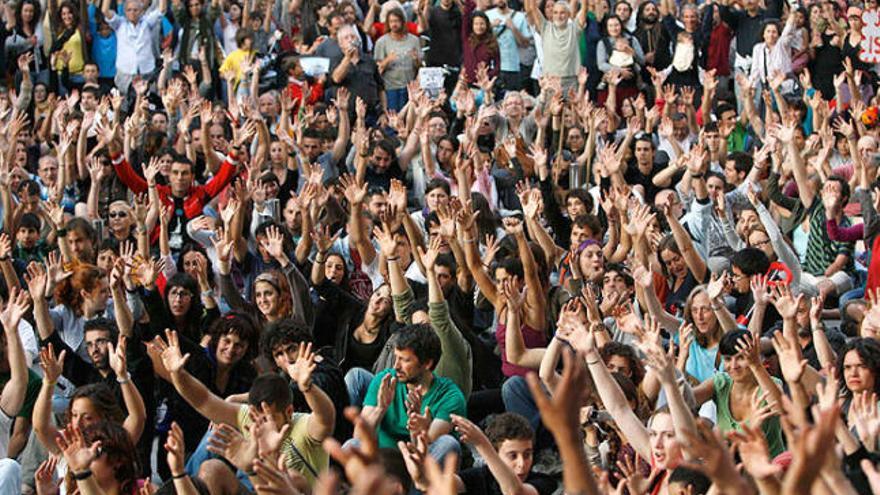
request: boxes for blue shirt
[485,9,530,72]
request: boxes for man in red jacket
[98,120,251,251]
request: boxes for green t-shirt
[364,369,467,448]
[712,372,785,458]
[0,369,41,418]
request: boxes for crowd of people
[0,0,876,492]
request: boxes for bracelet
[116,372,131,385]
[316,258,326,264]
[586,359,600,365]
[691,173,704,179]
[462,238,475,244]
[0,255,10,262]
[73,469,93,480]
[300,383,313,393]
[201,289,215,299]
[172,473,188,480]
[386,256,400,262]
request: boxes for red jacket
[110,153,239,220]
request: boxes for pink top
[495,322,548,377]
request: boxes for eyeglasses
[108,211,128,219]
[86,337,111,350]
[169,290,193,300]
[751,239,770,247]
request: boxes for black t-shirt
[289,352,352,441]
[346,332,384,371]
[459,466,557,495]
[623,153,669,205]
[363,162,404,192]
[425,5,463,67]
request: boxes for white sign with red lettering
[860,10,880,64]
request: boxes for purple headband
[576,239,601,253]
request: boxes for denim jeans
[385,88,408,112]
[344,434,461,464]
[502,376,540,430]
[345,367,375,407]
[185,428,254,491]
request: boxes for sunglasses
[108,211,128,219]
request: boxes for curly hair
[260,318,314,364]
[600,342,646,386]
[207,310,261,362]
[485,412,533,450]
[54,264,104,316]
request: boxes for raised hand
[164,422,187,477]
[56,425,101,473]
[450,414,491,449]
[207,423,257,472]
[730,423,781,480]
[851,391,880,449]
[158,329,191,374]
[373,221,398,259]
[502,216,524,236]
[311,224,340,254]
[339,174,367,205]
[34,455,60,495]
[39,343,65,384]
[434,203,457,240]
[24,261,48,300]
[769,283,802,320]
[259,225,287,261]
[417,236,444,270]
[45,251,72,290]
[251,402,291,458]
[705,272,728,301]
[377,373,398,411]
[388,179,407,214]
[770,332,806,384]
[107,335,129,379]
[0,287,30,331]
[286,342,317,392]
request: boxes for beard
[554,18,568,29]
[92,355,109,371]
[797,326,811,338]
[642,12,658,23]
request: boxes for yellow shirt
[236,405,328,486]
[219,48,255,91]
[54,29,84,74]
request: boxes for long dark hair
[164,272,205,341]
[15,0,41,33]
[82,421,140,493]
[469,10,499,55]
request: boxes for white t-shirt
[0,408,12,458]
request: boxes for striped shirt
[803,200,854,277]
